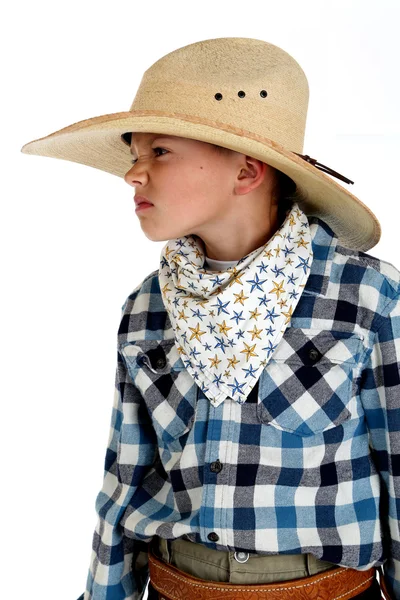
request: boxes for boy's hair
[211,143,307,226]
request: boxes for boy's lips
[134,195,153,207]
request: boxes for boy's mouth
[134,195,153,207]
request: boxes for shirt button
[208,532,219,542]
[155,356,166,369]
[234,551,249,563]
[210,460,223,473]
[308,348,321,362]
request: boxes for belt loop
[156,536,171,563]
[166,538,172,563]
[306,553,312,576]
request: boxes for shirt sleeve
[80,305,158,600]
[360,287,400,599]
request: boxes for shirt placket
[199,392,238,548]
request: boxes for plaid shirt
[79,215,400,600]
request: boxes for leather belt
[148,545,377,600]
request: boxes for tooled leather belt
[148,545,379,600]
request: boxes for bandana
[158,202,313,408]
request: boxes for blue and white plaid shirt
[79,215,400,600]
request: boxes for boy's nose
[124,164,149,186]
[124,168,135,185]
[124,152,156,184]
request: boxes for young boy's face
[124,132,277,254]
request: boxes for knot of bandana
[158,202,313,407]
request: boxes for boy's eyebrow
[129,136,177,155]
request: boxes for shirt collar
[303,215,338,297]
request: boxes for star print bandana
[158,202,313,408]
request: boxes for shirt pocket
[119,338,197,444]
[256,328,365,436]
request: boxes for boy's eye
[130,147,168,165]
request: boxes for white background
[2,1,399,598]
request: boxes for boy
[21,38,396,600]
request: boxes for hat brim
[21,109,381,251]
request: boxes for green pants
[156,537,337,584]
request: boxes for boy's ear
[235,158,270,195]
[239,157,268,179]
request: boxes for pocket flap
[120,338,186,372]
[119,338,196,443]
[268,328,364,366]
[257,328,364,436]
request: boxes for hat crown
[129,37,309,153]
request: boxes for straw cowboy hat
[20,36,381,251]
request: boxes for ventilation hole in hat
[238,90,246,98]
[214,93,223,101]
[260,90,268,98]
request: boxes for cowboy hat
[20,36,381,251]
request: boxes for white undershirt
[204,256,239,272]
